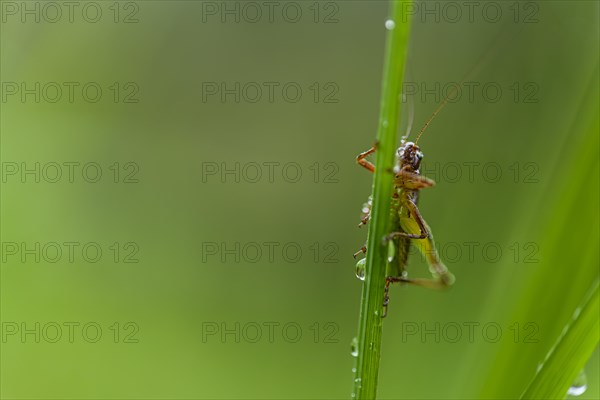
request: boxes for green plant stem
[353,2,411,399]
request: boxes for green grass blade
[520,280,599,399]
[479,65,600,399]
[353,2,411,399]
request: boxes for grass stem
[353,2,411,399]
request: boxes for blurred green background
[1,1,598,399]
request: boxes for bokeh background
[1,1,598,399]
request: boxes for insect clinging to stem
[354,80,464,317]
[353,25,514,317]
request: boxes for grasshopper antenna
[401,60,415,142]
[404,92,415,141]
[414,79,461,145]
[414,25,516,146]
[401,37,416,142]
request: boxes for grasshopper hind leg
[383,269,454,317]
[387,273,455,290]
[385,231,456,292]
[382,201,455,316]
[390,196,456,289]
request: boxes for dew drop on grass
[355,258,366,281]
[385,19,395,30]
[351,337,359,357]
[387,240,396,263]
[354,377,362,389]
[568,385,588,397]
[567,369,588,396]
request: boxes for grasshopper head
[397,141,423,172]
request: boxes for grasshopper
[354,98,456,317]
[353,25,512,317]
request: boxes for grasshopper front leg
[395,166,435,190]
[356,144,377,173]
[353,245,367,259]
[356,145,377,229]
[358,196,373,228]
[354,145,377,260]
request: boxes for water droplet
[355,258,366,281]
[568,384,588,397]
[385,19,395,30]
[387,240,396,262]
[382,120,389,128]
[350,337,359,357]
[351,367,356,373]
[573,307,582,319]
[568,369,588,396]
